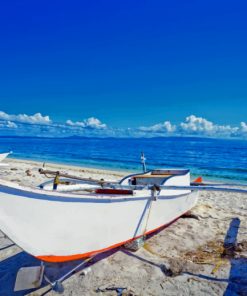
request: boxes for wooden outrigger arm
[38,168,118,186]
[152,185,247,194]
[106,184,247,194]
[190,182,247,187]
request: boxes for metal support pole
[43,256,95,293]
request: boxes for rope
[211,259,228,274]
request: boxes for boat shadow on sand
[220,217,247,295]
[182,217,247,295]
[123,217,247,295]
[0,244,119,296]
[0,218,246,295]
[0,219,174,296]
[0,251,39,296]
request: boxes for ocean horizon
[1,136,246,183]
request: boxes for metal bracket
[151,184,160,201]
[14,256,94,294]
[43,257,94,293]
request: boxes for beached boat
[0,169,198,263]
[0,151,11,162]
[0,151,12,167]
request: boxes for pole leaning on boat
[141,152,147,173]
[38,168,118,186]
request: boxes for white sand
[0,158,246,296]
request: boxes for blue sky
[0,0,247,138]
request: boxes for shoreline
[0,157,128,189]
[5,156,246,185]
[7,156,132,176]
[1,135,247,184]
[6,157,128,177]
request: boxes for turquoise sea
[0,136,247,183]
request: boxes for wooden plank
[38,169,118,185]
[134,175,171,178]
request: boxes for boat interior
[119,169,190,186]
[38,168,190,196]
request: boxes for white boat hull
[0,152,11,162]
[0,179,198,262]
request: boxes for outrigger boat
[0,168,198,262]
[1,155,247,293]
[0,151,12,166]
[0,165,246,265]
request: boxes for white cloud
[66,120,85,127]
[179,115,240,136]
[0,110,246,139]
[0,111,51,125]
[0,120,18,129]
[139,121,176,133]
[180,115,214,133]
[66,117,107,129]
[234,122,247,138]
[240,122,247,133]
[6,121,17,128]
[137,115,247,138]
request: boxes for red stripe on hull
[37,213,184,263]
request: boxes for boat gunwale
[0,178,192,203]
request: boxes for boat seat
[151,170,174,175]
[131,174,171,186]
[95,189,133,195]
[134,174,171,178]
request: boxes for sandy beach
[0,158,246,296]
